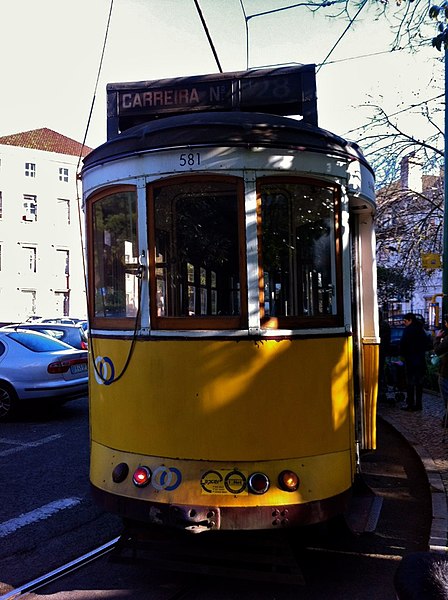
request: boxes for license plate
[70,363,87,374]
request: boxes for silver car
[0,329,88,420]
[9,323,88,350]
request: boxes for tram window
[91,189,139,324]
[149,178,246,329]
[259,180,341,328]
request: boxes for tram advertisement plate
[200,469,248,495]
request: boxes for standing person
[434,315,448,424]
[400,313,431,411]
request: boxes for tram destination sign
[107,65,317,138]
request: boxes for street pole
[443,44,448,317]
[430,4,448,319]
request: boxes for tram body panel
[81,146,353,190]
[90,442,353,509]
[90,336,354,462]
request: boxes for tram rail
[0,527,305,599]
[0,537,119,599]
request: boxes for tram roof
[82,111,373,174]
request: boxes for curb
[379,413,448,552]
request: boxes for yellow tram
[81,66,378,533]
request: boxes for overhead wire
[238,1,441,138]
[240,0,341,69]
[76,0,114,174]
[316,0,368,72]
[318,38,434,67]
[343,92,444,137]
[73,0,128,383]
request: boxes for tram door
[350,211,379,452]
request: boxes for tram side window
[91,190,139,322]
[259,180,341,327]
[151,179,245,328]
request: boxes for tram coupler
[167,504,221,532]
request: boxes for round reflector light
[248,472,270,495]
[112,462,129,483]
[132,466,152,488]
[278,470,300,492]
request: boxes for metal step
[345,476,384,534]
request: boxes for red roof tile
[0,128,92,157]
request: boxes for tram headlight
[132,466,152,488]
[248,472,270,495]
[278,470,300,492]
[112,462,129,483]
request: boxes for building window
[25,162,36,177]
[22,246,37,273]
[0,243,2,271]
[56,249,69,285]
[23,195,37,222]
[57,198,70,224]
[59,167,69,183]
[55,291,70,316]
[0,191,2,219]
[21,289,37,317]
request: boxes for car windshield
[7,331,72,352]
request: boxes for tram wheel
[0,382,17,421]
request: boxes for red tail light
[81,341,88,350]
[133,466,152,487]
[48,358,87,374]
[48,361,69,374]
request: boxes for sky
[0,0,442,153]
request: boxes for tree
[371,157,444,314]
[377,265,415,310]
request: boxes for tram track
[0,537,120,599]
[0,527,304,600]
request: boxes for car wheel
[0,382,17,420]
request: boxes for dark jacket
[434,332,448,378]
[400,322,430,369]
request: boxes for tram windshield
[259,180,340,327]
[150,178,246,329]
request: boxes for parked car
[0,329,88,420]
[7,323,88,350]
[27,316,79,325]
[388,324,433,357]
[389,326,405,357]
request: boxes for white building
[376,154,443,325]
[0,128,91,323]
